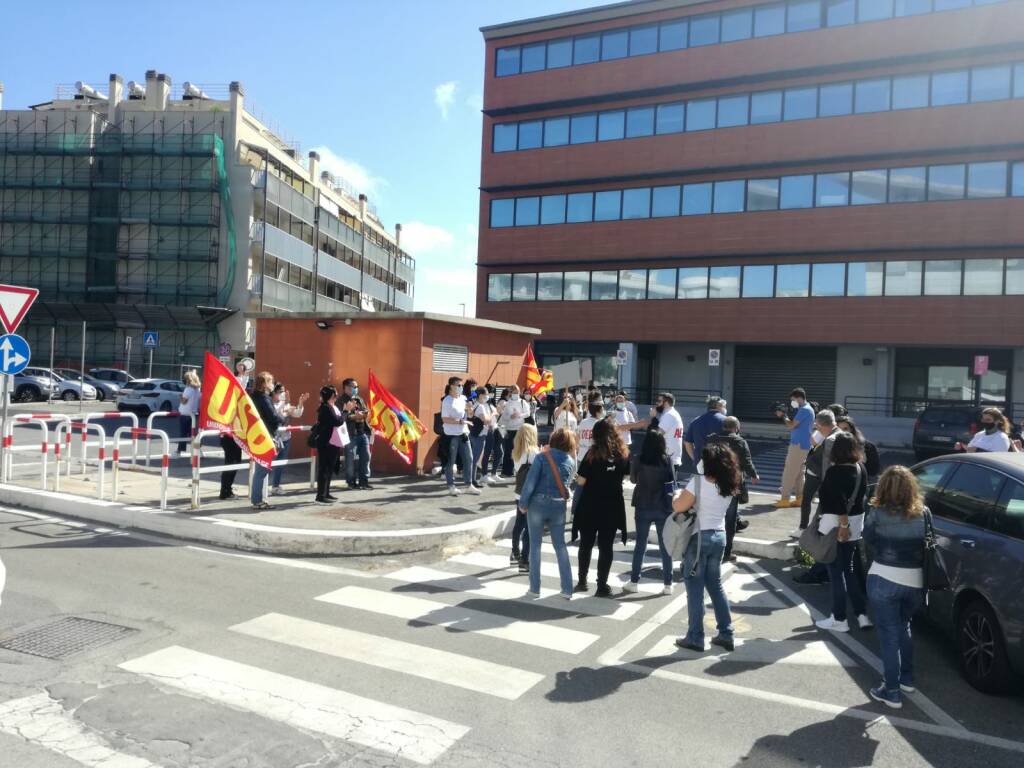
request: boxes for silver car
[116,379,184,415]
[21,367,98,402]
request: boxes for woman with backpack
[510,424,539,572]
[862,465,929,709]
[519,428,578,599]
[573,418,630,597]
[623,430,675,595]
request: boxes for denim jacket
[519,448,576,509]
[863,505,927,569]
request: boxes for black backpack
[307,423,321,447]
[864,440,880,476]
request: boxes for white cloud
[465,92,483,112]
[403,219,478,316]
[400,221,456,254]
[434,81,457,120]
[309,145,387,200]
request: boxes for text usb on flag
[0,284,39,335]
[198,352,277,469]
[367,370,426,465]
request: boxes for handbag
[541,448,569,501]
[306,423,320,448]
[923,508,951,592]
[798,464,863,565]
[665,474,702,569]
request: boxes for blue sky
[0,0,612,315]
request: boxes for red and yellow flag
[367,370,426,465]
[524,344,554,396]
[199,352,277,469]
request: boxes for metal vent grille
[0,617,138,660]
[432,344,469,372]
[732,345,837,420]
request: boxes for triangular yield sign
[0,284,40,335]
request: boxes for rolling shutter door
[733,345,837,419]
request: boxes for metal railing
[844,396,1024,419]
[111,426,171,509]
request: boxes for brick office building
[476,0,1024,419]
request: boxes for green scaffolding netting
[213,135,235,308]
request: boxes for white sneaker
[900,683,916,694]
[431,466,443,476]
[662,584,675,595]
[561,593,572,601]
[448,486,461,496]
[268,486,281,496]
[622,581,638,593]
[816,616,850,633]
[485,474,497,485]
[857,614,874,629]
[468,485,482,495]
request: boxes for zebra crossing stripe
[384,565,643,621]
[494,538,657,565]
[230,612,544,700]
[315,585,599,654]
[448,551,667,594]
[644,634,859,667]
[118,645,468,766]
[0,692,161,768]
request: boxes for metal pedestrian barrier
[145,410,196,465]
[53,421,107,498]
[1,413,72,488]
[78,411,139,472]
[111,426,171,509]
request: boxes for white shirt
[274,399,304,442]
[625,401,639,422]
[613,407,635,445]
[685,476,730,531]
[513,445,539,474]
[968,430,1012,452]
[473,401,495,434]
[180,385,200,417]
[869,561,924,589]
[500,397,528,430]
[577,416,599,461]
[521,398,535,417]
[657,407,685,466]
[441,394,469,436]
[554,410,578,433]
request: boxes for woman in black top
[814,432,871,633]
[250,371,282,510]
[315,385,349,504]
[574,418,630,597]
[624,430,675,594]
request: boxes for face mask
[350,386,359,396]
[510,394,520,402]
[790,400,799,409]
[615,403,625,411]
[983,423,996,433]
[524,395,532,402]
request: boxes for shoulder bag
[664,474,702,570]
[923,508,951,592]
[541,449,570,501]
[798,464,862,565]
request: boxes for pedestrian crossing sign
[142,331,159,349]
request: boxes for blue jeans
[868,574,923,692]
[490,432,504,476]
[526,496,573,595]
[631,506,672,585]
[444,435,473,488]
[682,530,733,645]
[511,510,530,558]
[470,434,488,481]
[345,432,371,487]
[827,540,868,622]
[251,462,270,504]
[270,438,291,488]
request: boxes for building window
[709,266,741,298]
[488,273,511,301]
[812,263,846,296]
[518,121,542,150]
[512,272,538,300]
[851,169,888,205]
[755,4,787,37]
[776,263,810,296]
[858,0,895,21]
[816,172,850,206]
[598,110,626,141]
[594,190,622,221]
[564,271,590,300]
[626,106,655,137]
[548,39,573,69]
[683,182,713,215]
[544,117,570,146]
[742,265,775,297]
[566,192,594,223]
[885,260,923,296]
[652,185,682,217]
[490,199,514,228]
[747,178,780,211]
[540,194,567,225]
[784,87,818,120]
[570,114,597,144]
[819,82,853,116]
[750,90,783,124]
[495,47,520,77]
[855,78,891,113]
[967,161,1007,198]
[655,102,685,134]
[622,188,652,219]
[722,8,753,41]
[1006,259,1024,295]
[963,259,1003,295]
[619,269,648,299]
[679,267,709,299]
[892,74,930,109]
[971,65,1011,102]
[630,25,659,55]
[847,262,884,296]
[591,270,618,300]
[648,268,678,299]
[573,35,600,65]
[493,124,517,152]
[514,197,540,226]
[713,180,746,213]
[521,43,546,73]
[537,272,563,300]
[1014,162,1024,196]
[659,19,689,51]
[924,260,962,295]
[717,94,750,127]
[827,0,856,25]
[780,174,815,209]
[931,70,969,106]
[690,14,721,46]
[895,0,931,15]
[889,166,926,202]
[601,29,629,60]
[686,99,717,131]
[788,0,823,31]
[928,164,966,200]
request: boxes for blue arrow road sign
[0,333,30,375]
[142,331,159,349]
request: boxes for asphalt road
[1,505,1022,768]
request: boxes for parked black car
[912,405,987,462]
[910,453,1024,693]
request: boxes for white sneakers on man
[485,474,498,485]
[815,615,850,633]
[857,614,874,629]
[468,485,482,495]
[662,584,674,595]
[448,486,461,497]
[622,581,638,593]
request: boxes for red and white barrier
[145,411,196,466]
[1,413,71,488]
[111,426,170,509]
[54,421,107,498]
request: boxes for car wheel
[160,400,173,412]
[62,390,78,402]
[958,599,1013,694]
[14,385,40,403]
[95,390,105,402]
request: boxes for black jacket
[252,391,281,436]
[340,393,370,436]
[708,432,757,479]
[629,454,674,511]
[315,402,345,451]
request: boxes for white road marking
[315,585,599,654]
[230,612,543,701]
[495,537,657,565]
[723,571,788,609]
[0,691,161,767]
[644,634,858,667]
[448,551,666,593]
[119,646,468,766]
[385,565,643,620]
[184,545,376,578]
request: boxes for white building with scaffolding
[0,71,415,375]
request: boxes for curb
[0,484,517,556]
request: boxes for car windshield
[921,409,971,426]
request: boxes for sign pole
[80,321,86,414]
[0,374,9,482]
[148,349,153,379]
[48,327,55,405]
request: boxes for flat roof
[249,310,542,336]
[481,0,704,40]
